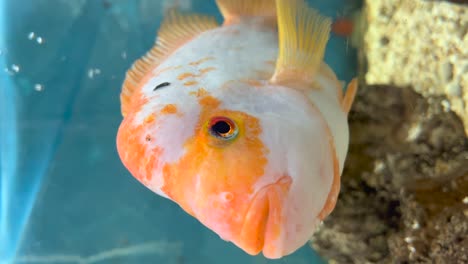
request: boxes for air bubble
[34,84,44,92]
[87,68,101,79]
[11,64,20,73]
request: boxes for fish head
[116,77,338,259]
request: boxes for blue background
[0,0,359,263]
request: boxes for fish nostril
[220,192,234,202]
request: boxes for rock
[310,1,468,261]
[311,84,468,263]
[363,0,468,135]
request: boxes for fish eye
[209,117,238,140]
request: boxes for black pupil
[212,121,231,135]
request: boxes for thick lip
[237,176,292,257]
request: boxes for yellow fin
[120,9,219,116]
[342,78,358,114]
[215,0,276,25]
[155,8,219,60]
[271,0,332,89]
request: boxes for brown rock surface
[311,85,467,263]
[364,0,468,135]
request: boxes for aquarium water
[0,1,358,263]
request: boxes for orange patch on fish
[128,90,149,113]
[199,94,221,108]
[262,176,292,255]
[179,67,216,82]
[160,93,269,249]
[240,174,292,255]
[144,113,156,124]
[183,80,199,86]
[117,113,162,185]
[160,104,178,115]
[189,56,215,66]
[126,67,156,107]
[178,72,196,80]
[154,65,182,77]
[199,67,216,74]
[189,88,209,97]
[143,149,162,181]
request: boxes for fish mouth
[238,176,292,258]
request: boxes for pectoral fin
[342,78,358,114]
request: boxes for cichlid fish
[116,0,357,259]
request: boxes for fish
[116,0,357,259]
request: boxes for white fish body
[117,0,357,259]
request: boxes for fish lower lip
[238,176,292,256]
[239,186,270,255]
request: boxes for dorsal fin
[120,9,219,116]
[215,0,276,26]
[270,0,332,90]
